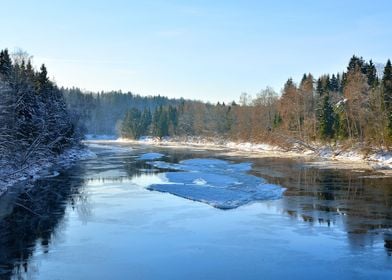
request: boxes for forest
[63,88,182,135]
[114,56,392,150]
[0,49,80,171]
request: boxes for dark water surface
[1,141,392,279]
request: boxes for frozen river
[1,141,392,279]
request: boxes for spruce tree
[141,108,152,135]
[121,108,143,139]
[383,59,392,135]
[300,73,307,85]
[316,78,324,96]
[319,94,335,139]
[383,59,392,108]
[366,60,378,88]
[336,73,343,94]
[0,49,78,165]
[330,74,339,92]
[347,55,366,74]
[0,49,12,78]
[36,64,50,95]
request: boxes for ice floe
[146,158,285,209]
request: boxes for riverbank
[115,136,392,173]
[0,146,96,197]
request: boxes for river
[1,141,392,279]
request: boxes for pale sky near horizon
[1,0,391,103]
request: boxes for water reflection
[127,148,392,256]
[0,165,87,279]
[128,149,392,256]
[123,149,208,178]
[249,156,392,255]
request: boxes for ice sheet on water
[150,158,252,173]
[138,152,165,160]
[146,158,285,209]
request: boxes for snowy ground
[117,136,392,172]
[0,147,96,197]
[117,136,285,154]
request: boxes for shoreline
[0,146,96,197]
[113,136,392,173]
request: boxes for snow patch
[118,136,284,153]
[369,152,392,165]
[117,136,392,171]
[42,171,60,178]
[0,147,96,197]
[226,141,281,152]
[367,151,392,169]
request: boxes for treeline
[121,106,178,139]
[119,56,392,148]
[63,88,182,135]
[0,49,79,168]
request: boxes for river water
[1,141,392,279]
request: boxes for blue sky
[1,0,391,102]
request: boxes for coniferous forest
[62,88,182,135]
[0,49,80,170]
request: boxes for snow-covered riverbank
[0,147,96,197]
[116,136,392,172]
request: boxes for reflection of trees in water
[122,149,212,178]
[85,176,130,184]
[0,165,87,279]
[124,160,162,177]
[127,152,392,255]
[257,157,392,255]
